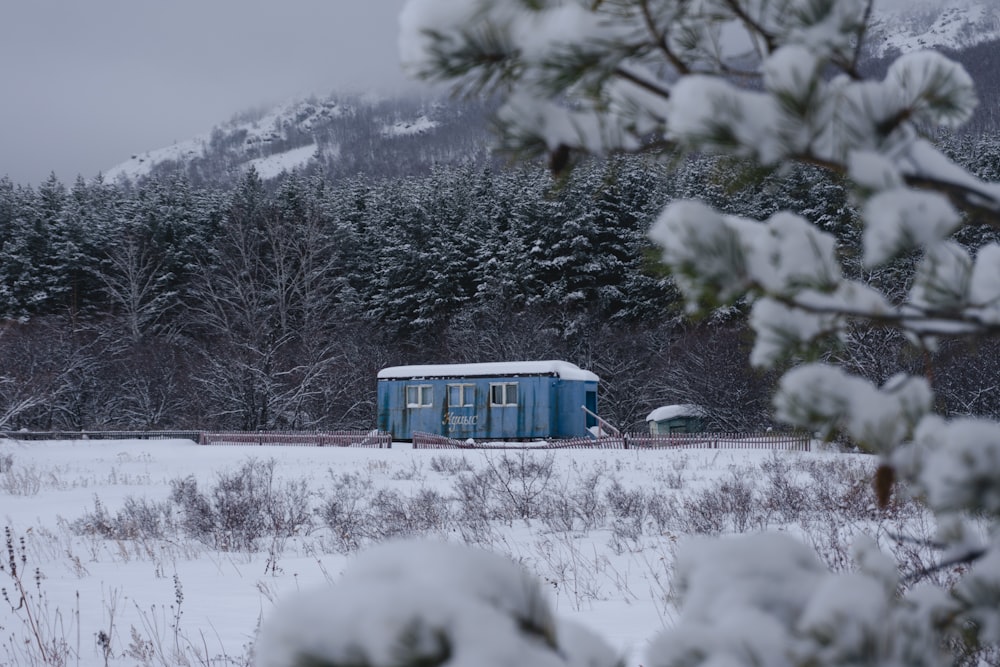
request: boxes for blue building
[376,361,600,441]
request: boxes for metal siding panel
[555,381,574,438]
[493,380,517,438]
[376,382,389,433]
[517,379,532,438]
[477,379,492,438]
[473,376,552,439]
[377,380,447,440]
[380,373,597,440]
[377,380,410,440]
[414,380,445,436]
[552,380,599,437]
[521,378,549,438]
[442,380,479,438]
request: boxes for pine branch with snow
[389,1,1000,666]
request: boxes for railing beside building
[1,430,202,442]
[626,431,811,451]
[2,429,809,451]
[412,432,628,450]
[411,431,810,451]
[1,430,392,448]
[199,431,392,448]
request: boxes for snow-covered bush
[170,458,313,552]
[0,462,42,496]
[73,496,176,541]
[362,0,1000,665]
[255,540,620,667]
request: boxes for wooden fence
[626,431,811,451]
[198,430,392,448]
[411,431,810,451]
[412,432,628,450]
[2,429,809,451]
[1,430,202,442]
[1,430,391,448]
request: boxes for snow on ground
[870,0,1000,57]
[104,138,207,182]
[381,114,437,137]
[103,98,344,182]
[0,437,881,667]
[247,144,318,179]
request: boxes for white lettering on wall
[443,413,478,429]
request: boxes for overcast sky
[0,0,969,187]
[1,0,412,186]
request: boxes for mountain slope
[868,0,1000,58]
[105,3,1000,188]
[864,1,1000,133]
[105,94,496,187]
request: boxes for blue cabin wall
[376,375,598,440]
[555,380,599,438]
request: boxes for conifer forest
[2,132,1000,433]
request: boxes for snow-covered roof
[377,361,599,382]
[646,404,706,422]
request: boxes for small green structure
[646,404,706,435]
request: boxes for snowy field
[0,437,923,667]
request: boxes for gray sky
[0,0,969,186]
[0,0,412,186]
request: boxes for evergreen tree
[50,175,116,319]
[0,181,56,317]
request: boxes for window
[448,383,475,407]
[489,382,518,406]
[406,385,433,408]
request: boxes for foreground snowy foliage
[0,438,946,666]
[390,1,1000,666]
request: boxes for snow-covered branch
[387,1,1000,665]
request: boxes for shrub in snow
[388,0,1000,665]
[429,454,474,475]
[170,458,312,552]
[541,467,608,533]
[319,473,455,551]
[73,495,175,541]
[0,462,42,496]
[319,471,373,552]
[450,451,559,524]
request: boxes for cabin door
[584,391,597,428]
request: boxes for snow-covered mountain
[104,93,494,186]
[865,0,1000,132]
[105,99,344,183]
[104,3,1000,188]
[869,0,1000,57]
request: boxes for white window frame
[489,382,518,406]
[406,384,433,408]
[447,383,475,407]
